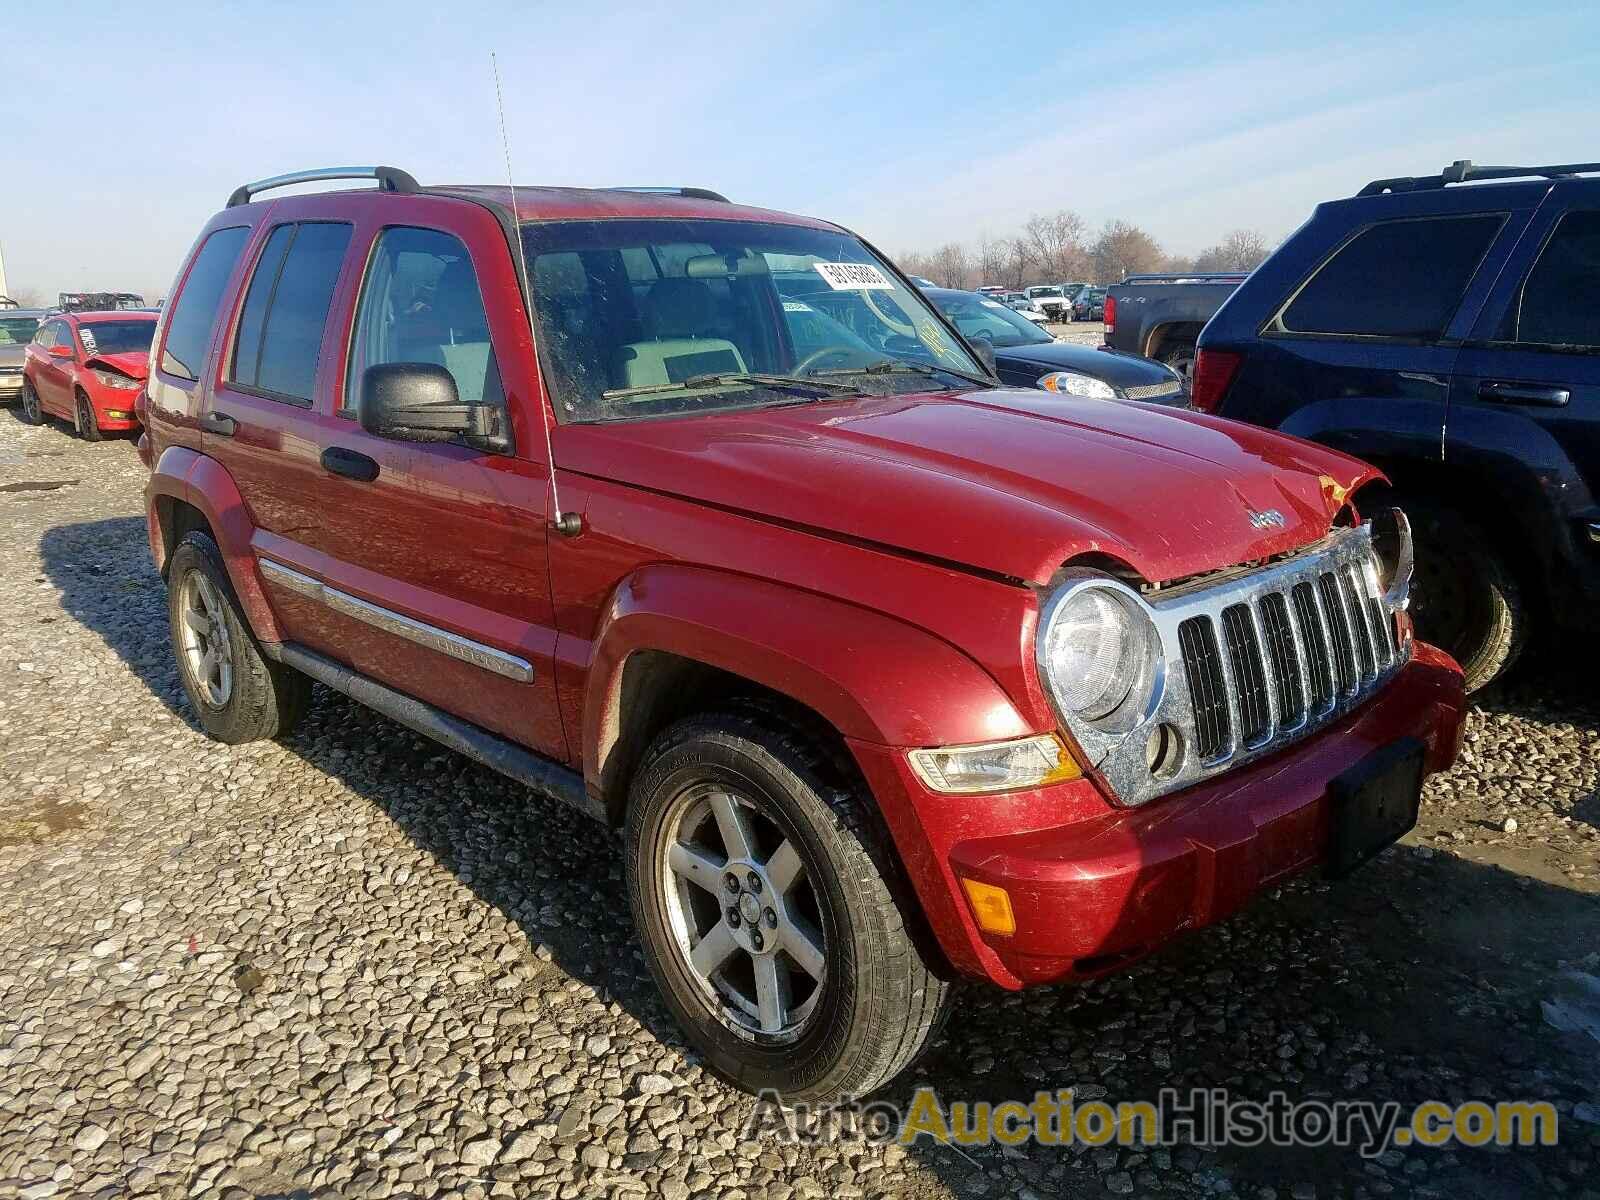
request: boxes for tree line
[896,213,1272,291]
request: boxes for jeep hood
[555,388,1381,586]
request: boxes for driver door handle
[199,411,236,436]
[1478,381,1570,407]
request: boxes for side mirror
[358,363,507,452]
[48,344,74,359]
[969,333,997,374]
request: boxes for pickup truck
[1023,284,1073,320]
[1103,271,1246,379]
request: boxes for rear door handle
[321,446,380,482]
[1478,381,1571,407]
[199,411,236,436]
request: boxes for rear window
[77,320,156,356]
[230,222,353,403]
[161,226,250,380]
[1276,215,1503,340]
[1498,210,1600,350]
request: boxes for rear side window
[230,222,353,403]
[161,226,250,379]
[1276,215,1503,340]
[1498,210,1600,349]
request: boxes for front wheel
[626,710,953,1102]
[75,393,104,442]
[167,531,310,742]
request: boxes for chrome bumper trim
[257,558,535,683]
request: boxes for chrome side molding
[257,558,535,683]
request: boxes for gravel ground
[1,407,1597,1200]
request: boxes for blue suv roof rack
[1359,159,1600,197]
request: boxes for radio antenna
[493,52,581,537]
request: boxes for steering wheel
[794,345,867,375]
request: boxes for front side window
[161,226,250,380]
[76,320,156,357]
[521,218,984,423]
[931,292,1052,347]
[345,227,503,415]
[1497,210,1600,349]
[230,222,353,403]
[1275,215,1503,340]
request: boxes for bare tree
[1022,210,1090,282]
[975,235,1008,288]
[6,286,45,308]
[1004,238,1034,289]
[926,243,971,290]
[1091,220,1165,284]
[1193,229,1271,273]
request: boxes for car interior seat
[614,277,746,389]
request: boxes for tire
[1159,341,1196,385]
[75,392,104,442]
[18,380,43,425]
[167,531,310,743]
[625,709,953,1103]
[1404,500,1525,692]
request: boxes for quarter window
[230,222,353,404]
[161,226,250,380]
[1276,215,1503,340]
[1498,210,1600,349]
[345,227,503,416]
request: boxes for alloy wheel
[657,782,830,1044]
[178,571,234,707]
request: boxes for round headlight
[1369,507,1414,608]
[1038,371,1117,399]
[1039,582,1160,728]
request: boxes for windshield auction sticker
[813,262,895,290]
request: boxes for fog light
[960,878,1016,936]
[1145,722,1183,779]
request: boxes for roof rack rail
[1120,271,1249,284]
[1358,159,1600,197]
[603,186,730,203]
[227,166,421,209]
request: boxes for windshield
[928,292,1053,347]
[0,317,40,345]
[521,218,985,423]
[76,320,155,356]
[1029,287,1063,299]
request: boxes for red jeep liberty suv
[140,167,1465,1103]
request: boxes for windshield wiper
[601,372,859,401]
[811,359,993,388]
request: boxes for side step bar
[269,642,603,824]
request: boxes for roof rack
[227,166,420,209]
[1120,271,1249,284]
[1358,159,1600,197]
[603,186,730,203]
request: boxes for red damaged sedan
[21,310,156,440]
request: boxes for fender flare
[582,562,1037,803]
[146,445,282,643]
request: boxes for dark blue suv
[1194,159,1600,691]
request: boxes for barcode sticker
[813,262,895,291]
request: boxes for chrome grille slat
[1341,566,1377,680]
[1178,616,1230,760]
[1221,603,1272,746]
[1317,572,1358,695]
[1290,580,1336,713]
[1258,592,1305,727]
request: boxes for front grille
[1123,380,1182,401]
[1173,534,1400,765]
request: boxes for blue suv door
[1448,181,1600,627]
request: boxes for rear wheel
[167,531,310,742]
[74,392,104,442]
[1158,341,1196,385]
[1405,500,1525,691]
[18,380,43,425]
[626,709,953,1102]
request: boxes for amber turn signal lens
[960,877,1017,937]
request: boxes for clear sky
[3,0,1596,302]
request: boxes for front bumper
[0,372,23,398]
[849,643,1465,990]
